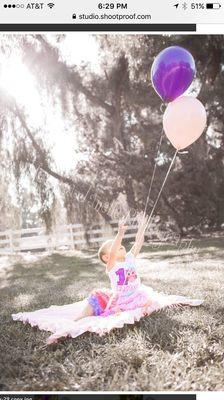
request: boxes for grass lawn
[0,237,224,391]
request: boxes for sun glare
[48,33,101,72]
[0,36,99,173]
[0,54,44,128]
[1,55,39,106]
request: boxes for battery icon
[206,3,221,8]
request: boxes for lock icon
[72,13,76,19]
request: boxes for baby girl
[12,213,203,343]
[82,213,154,319]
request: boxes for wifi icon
[47,3,55,9]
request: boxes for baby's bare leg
[73,300,94,321]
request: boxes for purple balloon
[151,46,196,103]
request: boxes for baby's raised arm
[107,218,128,270]
[130,213,149,257]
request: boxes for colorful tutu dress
[12,252,203,344]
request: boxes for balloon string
[143,130,163,217]
[137,149,178,247]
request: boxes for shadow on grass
[1,239,224,391]
[143,237,224,252]
[140,237,224,263]
[1,251,205,356]
[0,253,107,316]
[110,309,203,354]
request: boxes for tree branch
[35,35,115,115]
[10,101,112,222]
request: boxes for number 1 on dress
[116,268,127,285]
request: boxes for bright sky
[0,34,100,172]
[54,33,101,72]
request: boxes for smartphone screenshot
[0,1,223,400]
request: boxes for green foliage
[0,34,223,234]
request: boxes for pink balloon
[163,96,207,150]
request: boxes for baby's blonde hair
[98,239,114,264]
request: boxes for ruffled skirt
[12,285,203,344]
